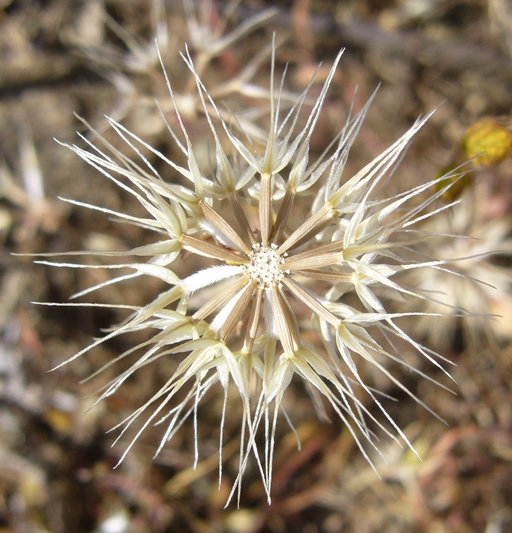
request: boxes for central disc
[244,243,286,289]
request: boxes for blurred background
[1,1,512,531]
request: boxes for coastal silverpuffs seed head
[39,40,473,504]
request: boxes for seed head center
[244,243,287,289]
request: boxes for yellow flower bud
[462,117,512,166]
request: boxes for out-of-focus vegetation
[1,1,511,532]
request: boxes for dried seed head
[42,37,479,507]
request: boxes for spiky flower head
[40,41,467,504]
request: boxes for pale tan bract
[38,40,471,505]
